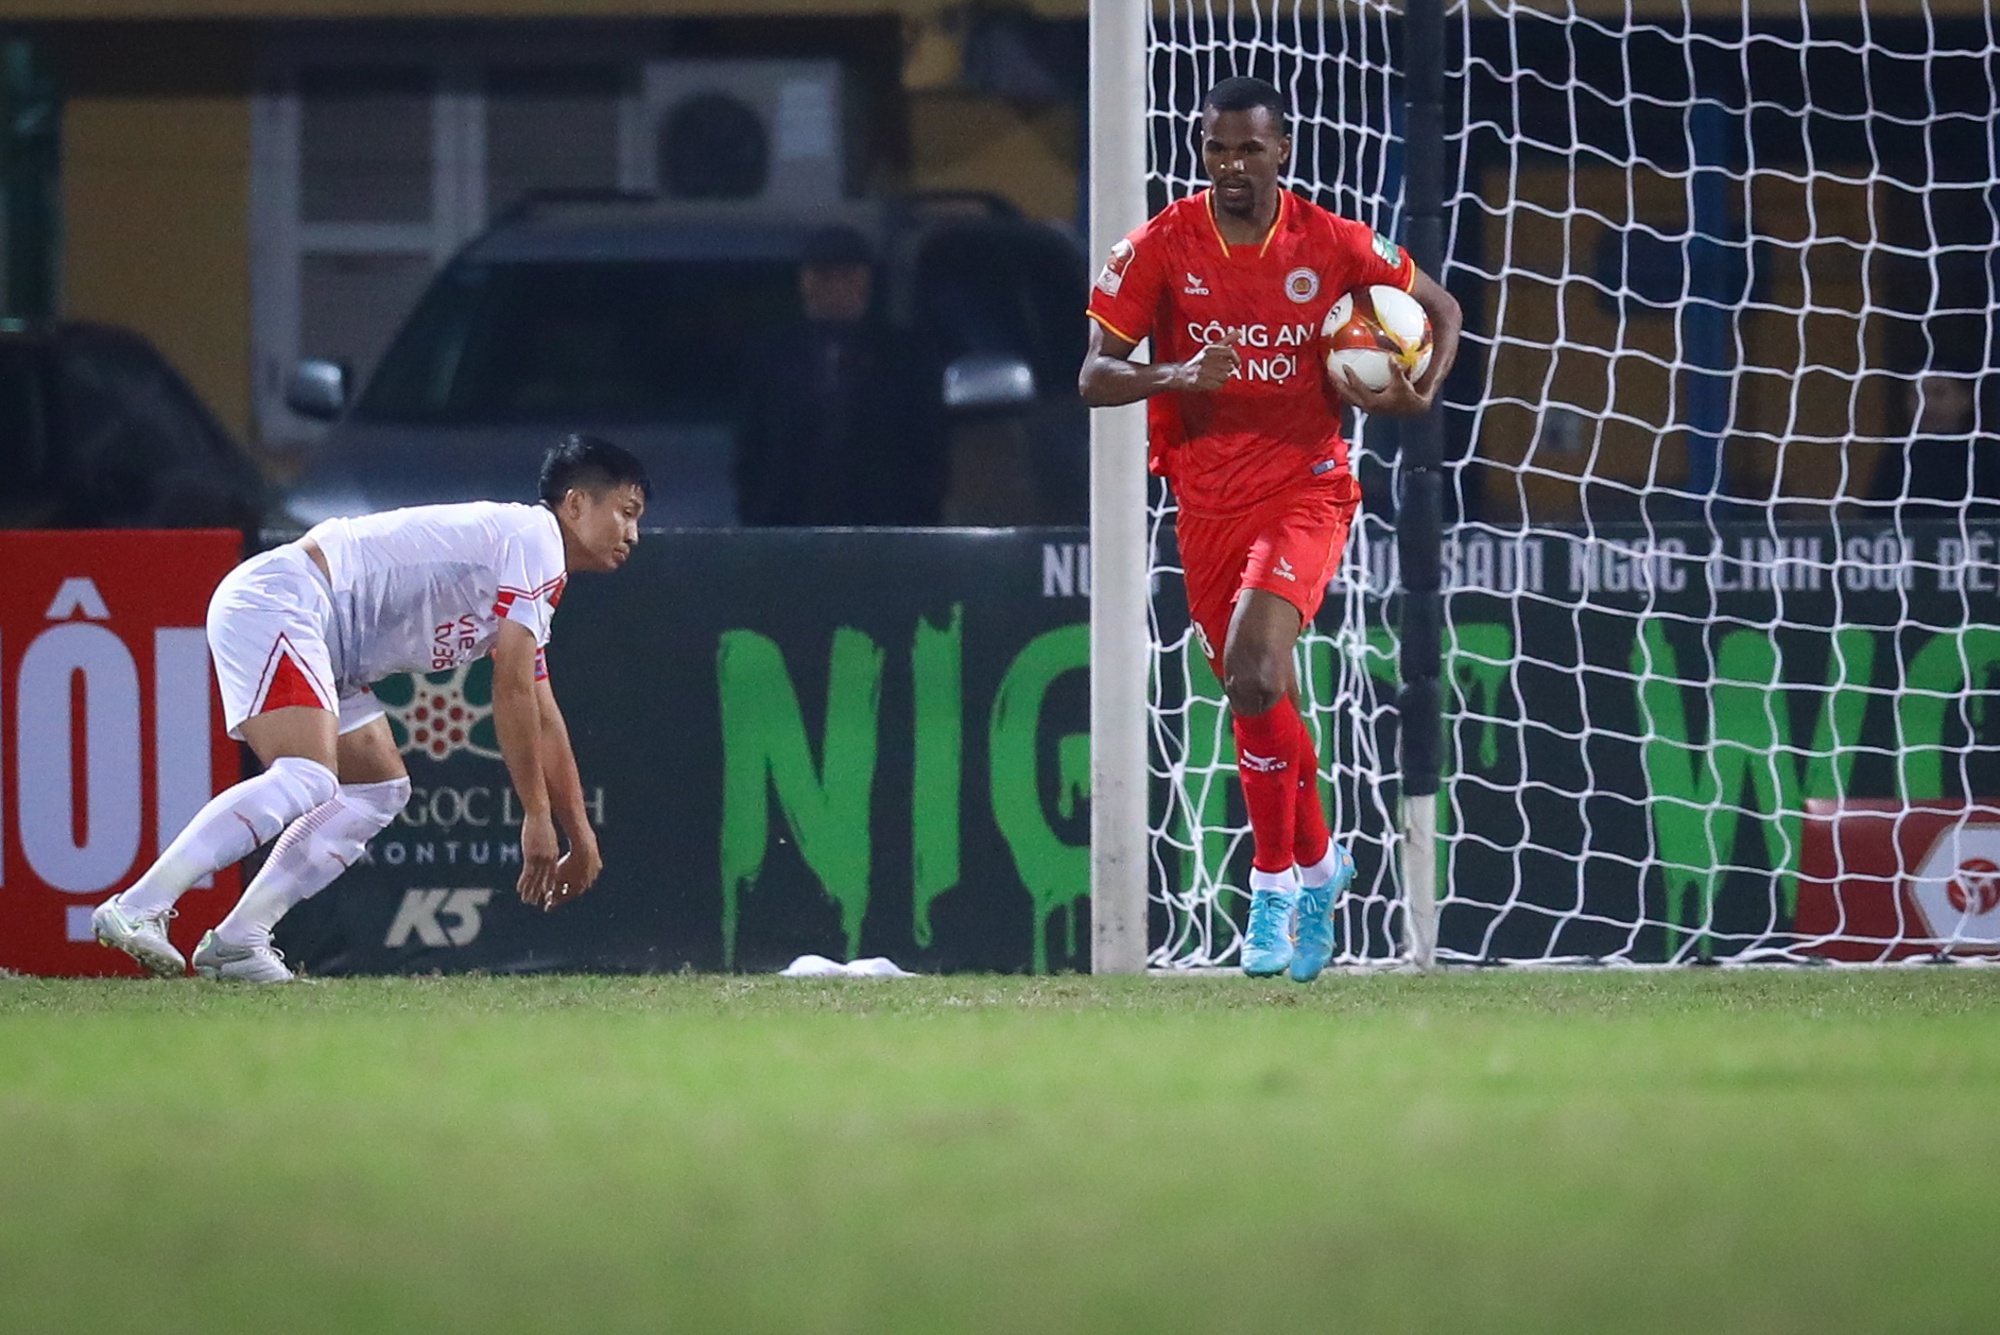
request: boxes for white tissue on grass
[780,954,916,978]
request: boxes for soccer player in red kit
[1079,76,1463,981]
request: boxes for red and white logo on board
[1945,857,2000,916]
[1910,822,2000,942]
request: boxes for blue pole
[1683,99,1735,499]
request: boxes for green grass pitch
[3,969,1997,1334]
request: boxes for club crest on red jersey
[1284,267,1321,303]
[1097,239,1135,295]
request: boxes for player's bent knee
[264,756,340,817]
[1228,688,1284,719]
[309,779,410,867]
[1223,665,1287,718]
[225,755,340,849]
[341,777,411,834]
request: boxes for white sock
[1248,866,1299,897]
[1298,843,1345,890]
[119,757,339,917]
[214,778,409,949]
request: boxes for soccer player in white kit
[90,434,649,982]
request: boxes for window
[54,332,256,527]
[357,258,799,424]
[253,42,632,448]
[485,66,623,217]
[0,343,50,520]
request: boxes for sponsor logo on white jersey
[431,614,480,671]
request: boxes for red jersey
[1087,189,1416,517]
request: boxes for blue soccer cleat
[1241,887,1297,977]
[1289,844,1355,983]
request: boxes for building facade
[7,1,1085,448]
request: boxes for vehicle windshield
[0,345,43,469]
[355,259,800,425]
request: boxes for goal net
[1144,0,2000,967]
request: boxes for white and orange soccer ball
[1321,284,1434,392]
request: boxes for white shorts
[207,545,385,741]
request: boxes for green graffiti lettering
[1358,621,1517,895]
[1056,731,1090,959]
[717,629,883,969]
[1363,626,1397,685]
[1169,635,1234,904]
[1448,625,1513,770]
[1301,635,1337,834]
[989,623,1089,974]
[911,606,964,948]
[1634,624,1874,954]
[1897,628,2000,800]
[1440,623,1517,896]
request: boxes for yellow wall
[1473,164,1890,524]
[907,92,1079,226]
[60,25,255,441]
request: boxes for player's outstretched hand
[1176,334,1240,392]
[1339,361,1433,417]
[545,838,604,911]
[516,811,561,907]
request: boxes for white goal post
[1087,0,1151,974]
[1093,0,2000,971]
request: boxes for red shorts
[1175,475,1360,681]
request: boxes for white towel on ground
[780,954,916,978]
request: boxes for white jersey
[304,501,567,693]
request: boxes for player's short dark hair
[1201,77,1290,137]
[539,433,653,505]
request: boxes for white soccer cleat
[192,932,296,984]
[91,898,186,977]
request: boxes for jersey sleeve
[494,515,566,649]
[1086,220,1168,346]
[1334,216,1418,293]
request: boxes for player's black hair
[539,433,653,505]
[1200,76,1290,137]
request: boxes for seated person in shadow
[1875,370,2000,519]
[734,225,946,526]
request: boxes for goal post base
[1399,793,1439,971]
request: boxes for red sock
[1233,697,1301,874]
[1292,707,1332,868]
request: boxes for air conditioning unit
[638,59,846,207]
